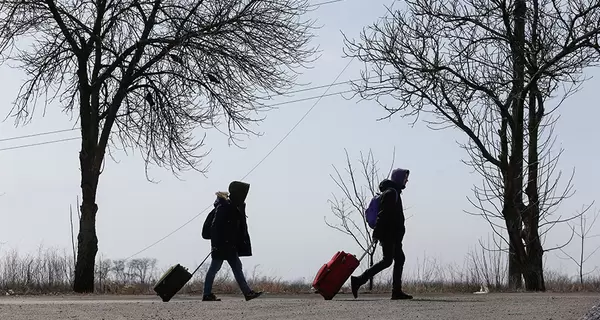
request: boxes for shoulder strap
[380,190,399,203]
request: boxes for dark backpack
[201,208,216,240]
[364,190,398,229]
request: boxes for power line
[123,57,356,261]
[0,128,78,143]
[0,137,80,151]
[0,87,354,153]
[309,0,345,7]
[267,89,353,108]
[242,60,354,180]
[0,78,368,146]
[258,78,357,99]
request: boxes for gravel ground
[581,302,600,320]
[0,293,598,320]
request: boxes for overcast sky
[1,0,599,283]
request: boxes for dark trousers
[357,238,406,291]
[203,254,251,296]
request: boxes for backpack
[201,208,216,240]
[365,191,398,229]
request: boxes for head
[390,168,410,190]
[228,181,250,205]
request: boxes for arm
[378,189,397,222]
[373,190,397,240]
[211,204,235,247]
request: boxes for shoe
[244,291,263,301]
[350,276,361,299]
[391,291,413,300]
[202,293,221,301]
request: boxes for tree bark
[524,232,545,291]
[508,247,523,289]
[521,0,546,292]
[73,68,102,293]
[522,83,546,291]
[73,146,100,293]
[505,201,525,290]
[498,85,523,290]
[504,0,529,291]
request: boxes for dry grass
[0,245,598,296]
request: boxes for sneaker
[350,276,361,299]
[244,291,263,301]
[391,291,413,300]
[202,293,221,301]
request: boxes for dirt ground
[0,292,598,320]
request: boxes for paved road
[0,292,598,320]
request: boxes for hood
[390,168,409,190]
[228,181,250,204]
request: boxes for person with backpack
[201,181,263,301]
[351,168,413,300]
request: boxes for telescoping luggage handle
[190,250,213,276]
[356,241,378,262]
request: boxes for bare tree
[0,0,317,292]
[558,206,600,286]
[127,258,157,284]
[111,259,128,284]
[94,255,112,291]
[465,111,582,289]
[325,148,397,291]
[343,0,600,291]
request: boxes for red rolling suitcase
[312,243,375,300]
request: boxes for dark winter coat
[372,179,406,244]
[208,193,253,260]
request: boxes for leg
[391,242,405,290]
[203,258,224,300]
[351,241,394,298]
[226,255,252,295]
[391,241,412,300]
[227,255,263,301]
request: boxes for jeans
[203,254,251,295]
[357,238,406,291]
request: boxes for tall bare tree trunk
[505,202,525,289]
[74,144,100,293]
[521,0,546,292]
[523,88,546,292]
[508,249,523,289]
[504,0,528,291]
[73,81,101,293]
[499,90,523,290]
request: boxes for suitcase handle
[190,250,213,276]
[357,241,377,262]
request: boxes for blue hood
[390,168,409,190]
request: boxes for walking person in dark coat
[202,181,263,301]
[351,168,413,300]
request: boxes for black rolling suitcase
[153,251,211,302]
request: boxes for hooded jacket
[208,181,253,259]
[372,169,409,243]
